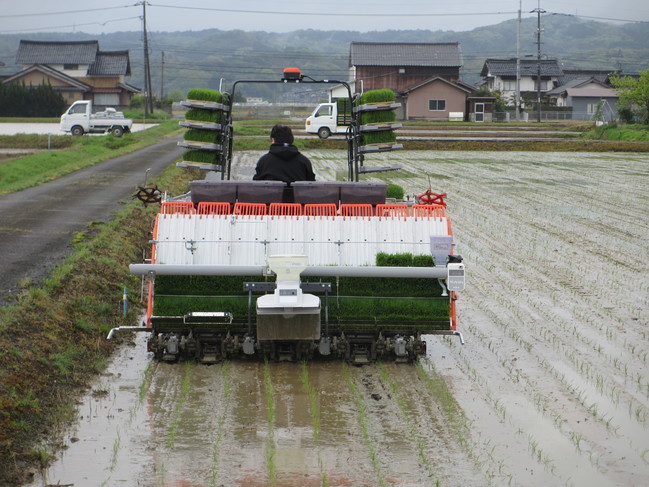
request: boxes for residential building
[480,58,563,104]
[2,40,139,109]
[348,42,472,120]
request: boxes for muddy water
[27,333,481,487]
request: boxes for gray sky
[1,0,647,35]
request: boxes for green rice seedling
[110,429,121,471]
[343,362,387,487]
[182,150,220,164]
[300,362,321,441]
[378,363,438,480]
[359,89,398,145]
[386,183,405,199]
[263,360,277,486]
[167,361,192,449]
[209,361,232,487]
[186,108,222,123]
[184,129,219,143]
[187,88,222,103]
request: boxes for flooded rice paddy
[27,150,649,486]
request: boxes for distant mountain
[1,16,647,101]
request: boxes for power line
[548,12,649,24]
[153,3,518,18]
[2,5,135,18]
[0,16,140,34]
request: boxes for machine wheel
[71,125,84,136]
[317,127,331,139]
[111,126,124,137]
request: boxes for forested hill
[0,15,647,100]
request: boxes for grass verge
[0,163,198,484]
[0,121,182,195]
[585,123,649,142]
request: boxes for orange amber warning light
[283,67,302,81]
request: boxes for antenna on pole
[531,1,546,123]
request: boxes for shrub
[386,183,404,200]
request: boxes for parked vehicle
[60,101,132,137]
[305,99,353,138]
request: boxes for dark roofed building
[4,39,139,109]
[88,50,131,77]
[348,42,469,120]
[15,40,99,66]
[350,42,463,93]
[560,69,613,86]
[481,58,563,105]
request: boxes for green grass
[0,133,75,150]
[586,123,649,141]
[123,110,171,121]
[0,117,60,123]
[0,121,182,195]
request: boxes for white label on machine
[447,263,465,291]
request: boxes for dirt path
[25,150,649,487]
[0,136,183,304]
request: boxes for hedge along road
[0,135,183,304]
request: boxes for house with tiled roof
[348,42,471,120]
[2,40,139,109]
[480,58,563,105]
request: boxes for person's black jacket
[253,143,315,183]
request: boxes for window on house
[63,64,79,70]
[586,103,597,114]
[94,93,120,106]
[503,80,517,91]
[429,99,446,111]
[534,80,549,91]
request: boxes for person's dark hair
[270,124,294,145]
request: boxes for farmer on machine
[253,124,316,183]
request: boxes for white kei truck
[60,100,132,137]
[305,98,353,139]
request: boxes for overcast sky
[1,0,647,35]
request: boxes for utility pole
[515,0,521,121]
[532,1,546,123]
[160,51,165,101]
[139,1,153,116]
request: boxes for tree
[610,70,649,124]
[0,81,66,117]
